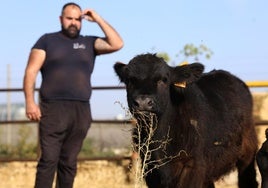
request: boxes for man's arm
[23,49,45,121]
[82,9,124,54]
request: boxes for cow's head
[114,53,204,117]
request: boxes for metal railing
[0,82,268,162]
[1,82,268,125]
[0,86,130,162]
[0,86,127,125]
[246,80,268,88]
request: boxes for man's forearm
[23,74,36,104]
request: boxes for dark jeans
[34,100,91,188]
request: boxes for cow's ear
[172,63,204,87]
[114,62,128,83]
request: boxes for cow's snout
[133,95,154,111]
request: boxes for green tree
[156,52,170,62]
[156,43,213,65]
[179,43,213,61]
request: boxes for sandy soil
[0,159,262,188]
[0,126,266,188]
[0,126,265,188]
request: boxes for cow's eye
[157,77,168,84]
[162,77,168,83]
[157,77,168,86]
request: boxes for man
[23,2,123,188]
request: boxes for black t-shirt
[33,31,98,101]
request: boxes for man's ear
[59,16,63,24]
[172,63,204,88]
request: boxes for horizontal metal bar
[0,119,267,126]
[246,81,268,88]
[0,119,133,125]
[0,156,132,163]
[254,121,268,126]
[0,86,126,92]
[1,81,268,92]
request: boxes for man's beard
[61,25,80,38]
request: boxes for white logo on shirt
[73,43,86,49]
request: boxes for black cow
[114,53,258,188]
[257,128,268,188]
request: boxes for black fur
[114,53,258,188]
[257,128,268,188]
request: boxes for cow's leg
[256,129,268,188]
[175,160,206,188]
[205,182,215,188]
[237,157,258,188]
[145,171,162,188]
[237,125,258,188]
[257,150,268,188]
[260,178,268,188]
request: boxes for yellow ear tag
[174,81,187,88]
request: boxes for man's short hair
[61,2,81,15]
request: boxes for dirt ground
[0,127,266,188]
[0,125,266,188]
[0,123,266,188]
[0,159,262,188]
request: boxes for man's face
[60,5,82,38]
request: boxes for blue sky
[0,0,267,118]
